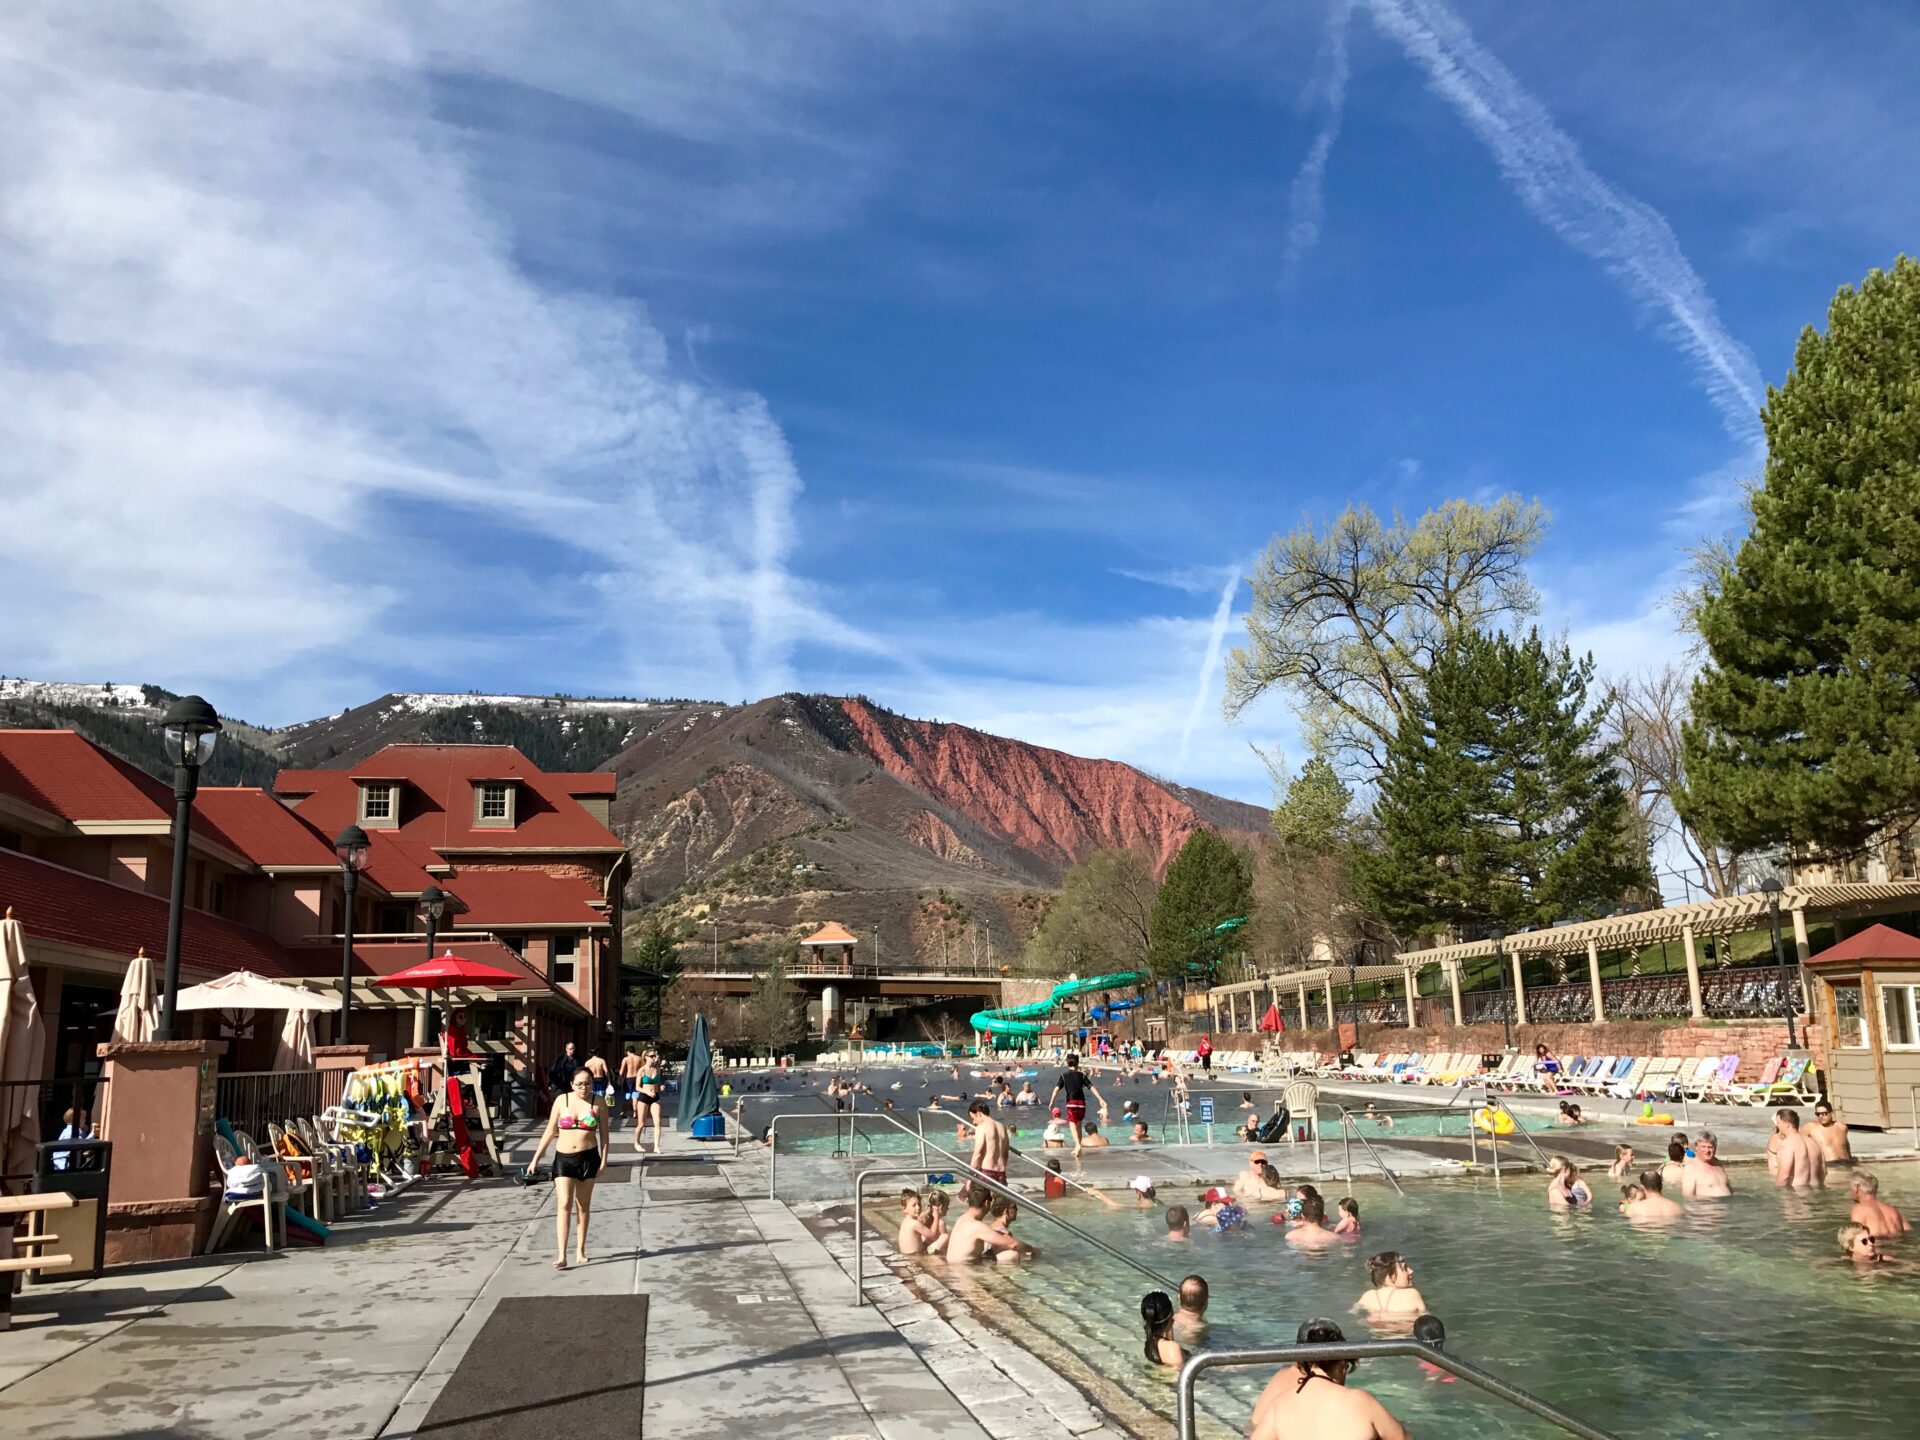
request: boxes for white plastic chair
[207,1134,283,1253]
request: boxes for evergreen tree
[1147,829,1253,984]
[1270,756,1356,857]
[1682,257,1920,856]
[1356,629,1650,937]
[744,950,805,1053]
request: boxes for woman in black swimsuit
[633,1048,664,1156]
[528,1068,607,1269]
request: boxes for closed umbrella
[1,908,50,1195]
[1258,1002,1284,1033]
[677,1013,719,1129]
[111,948,159,1043]
[273,1006,315,1071]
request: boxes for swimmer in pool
[1353,1250,1426,1323]
[1608,1144,1637,1179]
[1546,1156,1592,1211]
[897,1189,936,1255]
[1620,1170,1685,1221]
[1284,1193,1343,1249]
[1248,1318,1411,1440]
[1769,1109,1826,1191]
[1849,1172,1911,1239]
[1681,1132,1733,1199]
[1839,1222,1884,1265]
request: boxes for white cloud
[0,3,879,709]
[1180,568,1244,763]
[1281,0,1354,283]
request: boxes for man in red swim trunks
[1047,1054,1108,1158]
[967,1099,1010,1185]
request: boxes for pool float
[1472,1107,1516,1136]
[1636,1102,1674,1125]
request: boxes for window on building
[480,782,509,819]
[1882,984,1919,1050]
[552,934,578,986]
[360,783,395,822]
[1832,985,1867,1049]
[209,879,227,916]
[378,905,411,933]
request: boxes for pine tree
[1682,257,1920,856]
[1147,829,1253,983]
[744,950,805,1052]
[1356,628,1650,937]
[1270,757,1356,857]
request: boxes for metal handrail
[851,1162,1177,1305]
[1459,1089,1554,1171]
[903,1106,1118,1206]
[1910,1083,1920,1150]
[1332,1107,1404,1194]
[1176,1337,1619,1440]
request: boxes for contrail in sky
[1284,0,1767,448]
[1180,566,1243,763]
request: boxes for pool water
[1317,1104,1558,1139]
[913,1168,1920,1437]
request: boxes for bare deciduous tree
[1607,664,1746,899]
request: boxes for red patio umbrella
[1258,1002,1285,1033]
[375,951,526,990]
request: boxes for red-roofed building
[0,730,625,1089]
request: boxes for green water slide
[969,918,1246,1046]
[969,971,1148,1042]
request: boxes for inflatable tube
[1635,1114,1675,1126]
[1472,1107,1516,1136]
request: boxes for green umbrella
[677,1012,720,1127]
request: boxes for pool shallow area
[912,1166,1920,1438]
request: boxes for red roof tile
[277,745,623,853]
[193,788,338,868]
[802,922,859,945]
[0,730,175,823]
[451,870,607,928]
[556,773,618,796]
[0,848,298,979]
[361,832,443,896]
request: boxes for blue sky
[4,2,1918,806]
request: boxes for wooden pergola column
[1682,923,1705,1021]
[1586,939,1606,1023]
[1447,961,1464,1027]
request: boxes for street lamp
[334,825,371,1042]
[1759,877,1799,1048]
[156,696,222,1041]
[417,884,447,1047]
[1490,928,1512,1051]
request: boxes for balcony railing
[215,1070,324,1139]
[676,955,1003,980]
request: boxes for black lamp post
[1490,928,1512,1051]
[334,825,371,1042]
[156,696,222,1041]
[418,884,447,1047]
[1759,877,1799,1048]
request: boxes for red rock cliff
[840,698,1254,876]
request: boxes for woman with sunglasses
[528,1068,608,1269]
[1839,1223,1885,1265]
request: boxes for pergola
[1209,880,1920,1029]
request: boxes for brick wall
[1177,1018,1827,1080]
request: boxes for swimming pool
[1316,1103,1559,1139]
[903,1167,1920,1437]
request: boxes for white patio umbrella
[111,947,159,1043]
[1,907,50,1194]
[272,1006,316,1072]
[174,970,335,1013]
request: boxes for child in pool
[1333,1197,1361,1237]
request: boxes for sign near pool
[1198,1096,1214,1123]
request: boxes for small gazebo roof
[1804,922,1920,967]
[800,922,858,947]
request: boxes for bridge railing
[676,955,1004,980]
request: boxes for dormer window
[357,780,401,828]
[473,779,517,828]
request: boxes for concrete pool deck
[0,1121,1119,1440]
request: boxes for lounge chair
[1601,1057,1651,1099]
[1633,1058,1685,1101]
[207,1134,284,1253]
[1708,1057,1778,1104]
[1571,1056,1623,1094]
[1727,1057,1811,1106]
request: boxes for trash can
[31,1138,111,1282]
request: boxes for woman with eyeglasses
[528,1068,608,1269]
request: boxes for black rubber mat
[419,1295,646,1437]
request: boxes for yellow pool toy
[1636,1112,1675,1125]
[1472,1107,1516,1135]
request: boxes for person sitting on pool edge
[1172,1274,1210,1348]
[897,1189,937,1256]
[1838,1222,1885,1265]
[1353,1250,1425,1322]
[1140,1290,1184,1368]
[1681,1132,1733,1199]
[1248,1318,1411,1440]
[924,1189,951,1254]
[1285,1193,1342,1249]
[1850,1172,1911,1239]
[1164,1204,1191,1241]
